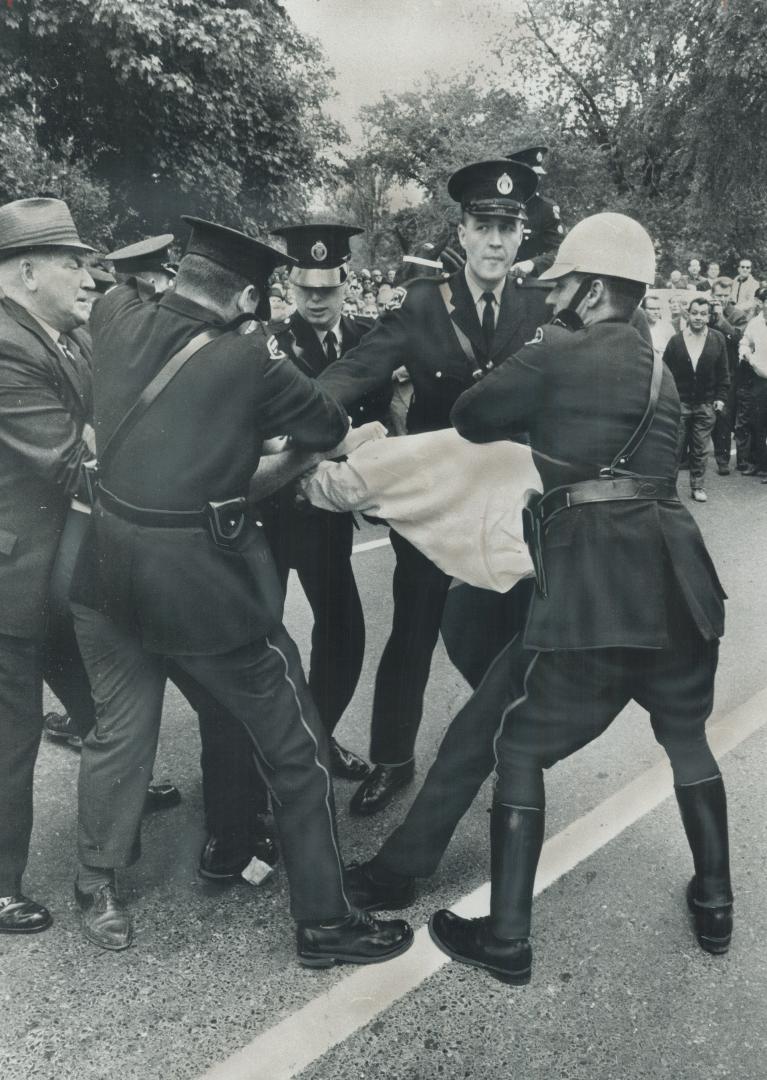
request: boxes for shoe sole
[45,731,83,748]
[427,916,531,986]
[81,923,133,952]
[298,928,415,969]
[0,919,53,935]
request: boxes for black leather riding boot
[674,774,733,953]
[489,803,546,941]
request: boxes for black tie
[481,291,495,356]
[324,331,338,366]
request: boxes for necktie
[58,335,80,365]
[481,291,495,357]
[324,331,338,366]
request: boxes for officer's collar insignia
[311,241,328,262]
[266,334,287,360]
[497,172,514,195]
[525,327,544,345]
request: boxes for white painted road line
[352,537,391,554]
[199,685,767,1080]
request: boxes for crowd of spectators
[268,264,406,324]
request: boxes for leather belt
[537,476,679,529]
[98,486,207,528]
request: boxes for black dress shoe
[686,877,732,955]
[297,907,413,968]
[75,882,132,951]
[0,894,52,934]
[716,462,730,476]
[43,711,83,749]
[428,909,532,985]
[345,860,416,911]
[329,738,371,781]
[144,781,182,811]
[199,831,278,884]
[349,761,415,817]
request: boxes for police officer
[107,233,177,294]
[347,215,731,984]
[70,217,413,966]
[508,144,565,277]
[196,225,388,859]
[319,159,548,815]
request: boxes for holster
[521,490,548,598]
[205,497,248,549]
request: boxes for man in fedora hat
[0,197,96,935]
[69,216,413,965]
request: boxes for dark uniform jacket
[662,329,729,405]
[73,284,348,655]
[517,193,565,275]
[0,296,91,638]
[270,311,390,427]
[318,269,548,433]
[451,321,726,651]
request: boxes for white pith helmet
[539,212,656,286]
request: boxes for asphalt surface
[1,461,766,1080]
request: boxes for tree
[325,156,401,268]
[0,0,344,243]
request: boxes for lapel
[446,272,485,362]
[287,313,326,378]
[490,277,524,364]
[1,296,89,412]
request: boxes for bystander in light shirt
[739,313,767,378]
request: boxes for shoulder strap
[99,329,221,471]
[438,281,483,378]
[608,346,663,473]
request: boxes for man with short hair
[706,262,721,289]
[641,293,673,361]
[319,159,547,815]
[0,198,95,934]
[687,258,709,291]
[662,296,729,502]
[738,285,767,480]
[709,277,749,473]
[731,258,759,316]
[70,216,413,965]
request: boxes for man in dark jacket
[662,295,729,501]
[508,144,565,277]
[709,277,749,474]
[0,198,95,934]
[70,217,413,967]
[319,159,548,816]
[347,214,731,985]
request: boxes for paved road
[1,466,766,1080]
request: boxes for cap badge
[311,241,328,262]
[497,173,514,195]
[536,151,544,163]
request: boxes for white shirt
[683,326,708,370]
[464,266,504,328]
[740,314,767,379]
[313,320,342,356]
[649,319,673,362]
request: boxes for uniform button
[436,370,442,378]
[255,520,263,527]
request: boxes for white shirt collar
[28,310,61,343]
[463,265,505,308]
[313,319,342,347]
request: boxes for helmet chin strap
[550,277,594,330]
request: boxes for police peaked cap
[273,223,364,288]
[508,145,549,174]
[107,234,175,274]
[447,160,537,221]
[181,216,293,321]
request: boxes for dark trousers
[370,529,452,764]
[751,375,767,472]
[195,507,364,842]
[712,382,737,466]
[734,382,756,466]
[376,588,719,879]
[0,634,44,894]
[676,403,716,490]
[41,610,96,734]
[73,605,350,922]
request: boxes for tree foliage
[0,0,344,245]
